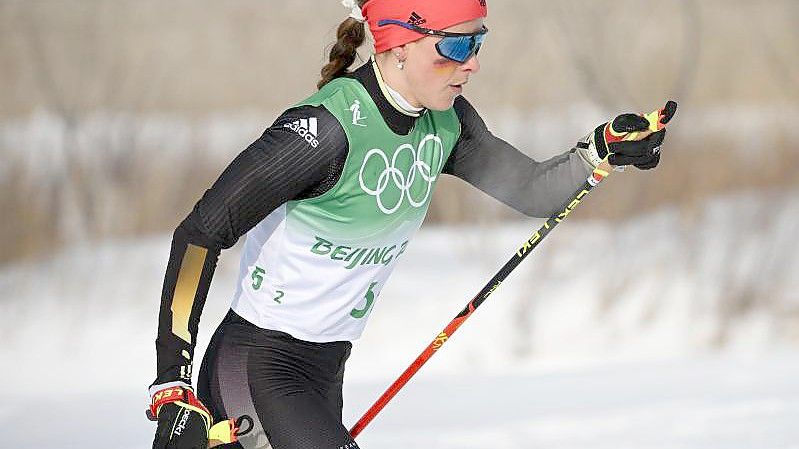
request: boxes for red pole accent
[349,302,474,437]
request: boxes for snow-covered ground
[3,353,798,449]
[1,189,797,448]
[346,354,799,449]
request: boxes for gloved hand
[148,386,212,449]
[148,386,251,449]
[577,101,678,170]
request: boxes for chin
[424,95,457,111]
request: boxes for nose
[462,53,481,73]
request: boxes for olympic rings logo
[358,134,444,215]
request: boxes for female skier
[148,1,673,448]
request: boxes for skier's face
[401,18,484,111]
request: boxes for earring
[394,53,404,70]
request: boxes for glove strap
[149,386,210,419]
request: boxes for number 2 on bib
[351,282,378,319]
[252,266,285,303]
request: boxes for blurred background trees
[1,0,798,265]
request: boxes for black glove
[602,125,665,170]
[149,386,212,449]
[578,101,677,170]
[148,386,252,448]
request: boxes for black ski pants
[197,310,360,449]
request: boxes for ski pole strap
[589,165,611,185]
[208,415,254,448]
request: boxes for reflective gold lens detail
[171,244,207,344]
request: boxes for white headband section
[341,0,366,22]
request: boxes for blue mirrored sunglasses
[377,19,488,64]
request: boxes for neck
[373,55,423,116]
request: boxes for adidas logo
[407,11,426,26]
[283,117,319,148]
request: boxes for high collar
[345,58,425,136]
[371,58,424,117]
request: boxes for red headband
[362,0,488,53]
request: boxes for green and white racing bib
[231,78,461,342]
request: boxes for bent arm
[151,105,348,391]
[445,96,592,218]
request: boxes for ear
[392,44,409,62]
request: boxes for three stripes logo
[407,11,426,26]
[283,117,320,148]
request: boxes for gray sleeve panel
[445,96,594,218]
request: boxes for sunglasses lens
[437,36,471,63]
[473,33,485,55]
[437,33,486,63]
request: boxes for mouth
[449,81,467,93]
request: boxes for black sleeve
[444,96,593,218]
[151,105,348,390]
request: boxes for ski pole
[349,101,677,438]
[349,161,612,437]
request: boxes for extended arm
[445,96,593,218]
